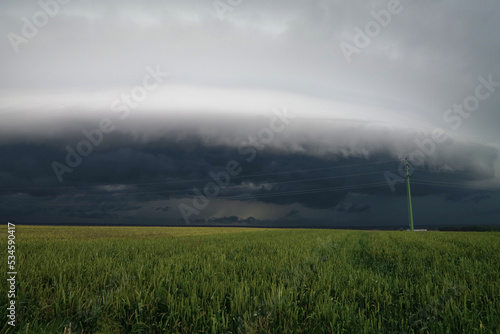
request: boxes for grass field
[1,226,500,333]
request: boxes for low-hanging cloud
[1,0,499,227]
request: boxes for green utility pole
[405,158,414,231]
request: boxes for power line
[412,168,477,175]
[405,158,414,231]
[215,182,389,201]
[0,181,390,207]
[0,168,397,202]
[411,179,497,191]
[1,159,399,191]
[48,169,398,197]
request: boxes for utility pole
[405,158,414,231]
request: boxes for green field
[2,226,500,333]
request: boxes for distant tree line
[438,225,500,232]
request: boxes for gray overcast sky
[1,0,499,140]
[1,0,499,227]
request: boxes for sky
[1,0,499,228]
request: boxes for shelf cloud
[1,0,499,227]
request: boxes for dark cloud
[336,203,370,213]
[207,216,258,225]
[472,208,500,217]
[154,206,170,212]
[0,0,499,227]
[59,207,119,220]
[0,133,497,227]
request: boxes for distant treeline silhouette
[439,225,500,232]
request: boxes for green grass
[1,226,499,333]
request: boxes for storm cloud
[1,0,499,227]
